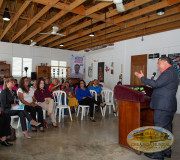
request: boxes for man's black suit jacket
[141,66,178,112]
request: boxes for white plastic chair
[53,91,72,122]
[89,90,104,117]
[43,109,46,120]
[35,101,46,120]
[11,115,20,129]
[76,104,90,120]
[101,90,115,116]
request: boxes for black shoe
[1,140,13,147]
[164,153,171,158]
[90,118,96,122]
[144,153,164,160]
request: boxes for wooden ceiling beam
[10,0,59,43]
[115,0,180,24]
[39,19,99,46]
[69,14,180,50]
[0,0,3,8]
[20,0,87,44]
[0,10,47,23]
[49,0,174,48]
[0,0,31,40]
[35,14,83,43]
[43,0,153,47]
[36,2,114,44]
[85,1,112,15]
[32,0,69,10]
[74,21,180,51]
[37,0,153,46]
[66,6,180,49]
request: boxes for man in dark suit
[135,56,179,160]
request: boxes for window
[12,57,22,77]
[51,60,67,78]
[12,57,32,77]
[23,58,32,77]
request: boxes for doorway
[131,54,147,85]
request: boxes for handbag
[7,127,16,141]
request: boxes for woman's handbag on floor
[7,127,16,141]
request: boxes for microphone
[151,72,156,80]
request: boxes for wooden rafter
[66,6,180,49]
[40,0,153,47]
[32,0,69,11]
[49,0,175,48]
[0,0,180,50]
[10,0,59,42]
[35,1,114,44]
[0,0,3,8]
[20,0,87,44]
[74,21,180,51]
[0,0,31,40]
[70,14,180,50]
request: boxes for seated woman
[49,78,62,93]
[89,79,103,101]
[3,80,17,91]
[34,79,57,127]
[18,77,44,132]
[68,79,75,91]
[76,80,105,122]
[63,81,78,112]
[0,78,40,138]
[0,107,12,146]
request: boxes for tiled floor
[0,112,180,160]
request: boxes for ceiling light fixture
[89,32,94,37]
[156,8,165,15]
[3,8,10,21]
[84,12,114,52]
[60,43,64,47]
[89,19,94,37]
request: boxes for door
[131,54,147,85]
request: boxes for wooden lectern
[114,85,154,153]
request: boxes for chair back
[53,90,67,105]
[89,90,97,101]
[101,90,114,103]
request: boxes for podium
[114,85,154,153]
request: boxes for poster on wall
[71,56,84,79]
[168,53,180,85]
[98,62,104,82]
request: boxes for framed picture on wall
[168,53,180,85]
[98,62,104,82]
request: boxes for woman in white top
[18,77,44,132]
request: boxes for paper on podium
[11,104,25,110]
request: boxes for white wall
[79,28,180,113]
[0,41,83,80]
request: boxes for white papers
[11,104,25,110]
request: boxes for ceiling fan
[96,0,125,12]
[30,40,36,46]
[39,26,66,37]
